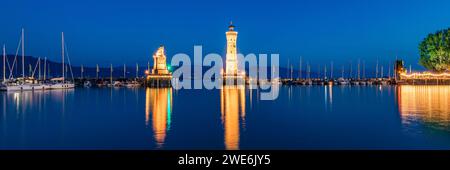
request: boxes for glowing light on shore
[400,72,450,79]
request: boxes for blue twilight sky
[1,0,450,70]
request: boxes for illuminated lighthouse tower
[223,22,245,82]
[226,22,238,75]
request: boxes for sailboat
[107,64,114,87]
[1,29,45,91]
[46,32,75,89]
[126,80,140,88]
[126,63,141,88]
[360,61,367,85]
[83,81,92,88]
[304,63,312,85]
[337,65,349,85]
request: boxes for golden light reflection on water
[325,84,333,111]
[220,85,246,150]
[1,90,73,141]
[3,90,73,117]
[397,85,450,132]
[145,88,172,148]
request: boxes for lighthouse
[223,22,245,84]
[225,22,238,75]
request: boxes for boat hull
[0,84,46,91]
[48,83,75,89]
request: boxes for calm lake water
[1,85,450,150]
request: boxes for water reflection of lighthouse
[145,88,172,148]
[221,85,246,150]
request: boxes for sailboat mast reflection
[145,88,173,148]
[221,85,246,150]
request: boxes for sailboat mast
[330,61,333,79]
[357,59,360,80]
[44,57,47,80]
[38,57,41,80]
[287,59,289,79]
[299,57,302,79]
[3,44,5,82]
[136,63,138,79]
[306,62,310,79]
[376,60,379,79]
[363,61,365,79]
[317,64,320,79]
[62,32,65,82]
[96,64,99,80]
[308,64,311,79]
[290,65,293,80]
[349,61,352,79]
[22,28,25,80]
[110,64,113,85]
[123,63,126,79]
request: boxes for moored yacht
[0,29,46,91]
[113,81,123,87]
[1,81,46,91]
[45,32,75,90]
[83,80,92,87]
[337,77,349,85]
[305,79,312,85]
[125,80,140,88]
[351,80,360,85]
[47,77,75,89]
